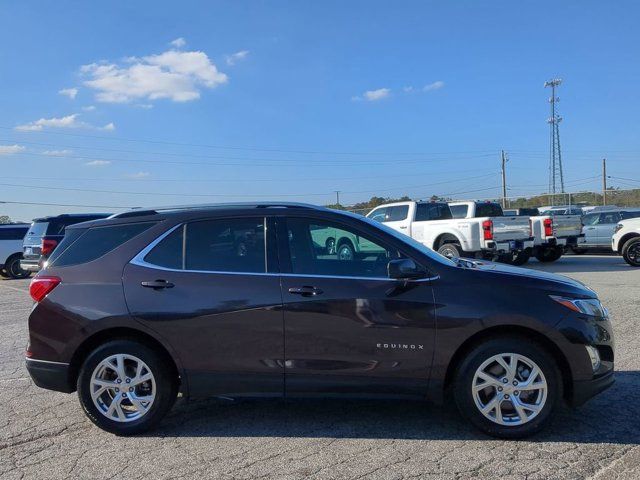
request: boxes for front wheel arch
[618,233,640,254]
[443,326,573,404]
[69,327,181,395]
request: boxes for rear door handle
[288,286,323,297]
[141,280,175,290]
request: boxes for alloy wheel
[471,353,547,426]
[90,354,156,423]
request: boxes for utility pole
[602,158,607,206]
[545,78,565,205]
[334,190,341,207]
[501,150,508,208]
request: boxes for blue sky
[1,1,639,221]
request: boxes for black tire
[535,247,563,263]
[0,268,9,278]
[77,339,178,435]
[337,240,355,261]
[453,336,561,439]
[325,237,336,255]
[5,255,31,279]
[437,242,462,259]
[570,247,587,255]
[621,237,640,267]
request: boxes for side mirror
[388,258,427,280]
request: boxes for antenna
[545,78,565,203]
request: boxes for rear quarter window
[475,203,504,217]
[51,222,155,267]
[449,205,469,219]
[0,227,28,240]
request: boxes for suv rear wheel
[453,337,561,439]
[77,340,177,435]
[5,255,31,279]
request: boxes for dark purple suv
[26,203,614,438]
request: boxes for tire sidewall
[622,238,640,267]
[438,243,461,259]
[77,340,176,435]
[453,337,561,439]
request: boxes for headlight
[614,223,624,234]
[550,295,607,317]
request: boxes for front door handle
[141,280,175,290]
[288,286,323,297]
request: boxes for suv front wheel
[453,337,561,439]
[77,340,177,435]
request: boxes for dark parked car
[21,213,111,272]
[26,203,614,438]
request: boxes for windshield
[339,210,457,267]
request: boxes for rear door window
[475,203,504,217]
[598,212,621,224]
[387,205,409,221]
[51,222,155,267]
[143,218,267,273]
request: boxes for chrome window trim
[130,222,438,282]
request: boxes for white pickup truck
[528,212,583,262]
[366,201,534,264]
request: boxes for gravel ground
[1,255,638,480]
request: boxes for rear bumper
[20,259,42,272]
[484,237,534,253]
[26,358,73,393]
[570,370,615,407]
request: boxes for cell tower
[545,78,565,196]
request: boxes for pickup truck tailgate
[549,215,582,237]
[491,217,531,241]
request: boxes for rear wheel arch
[442,325,573,402]
[68,327,182,394]
[433,233,461,251]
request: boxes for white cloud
[359,88,390,101]
[85,160,111,166]
[81,47,228,103]
[423,80,445,92]
[0,144,26,155]
[15,113,114,131]
[59,87,79,99]
[225,50,249,66]
[125,171,151,179]
[43,149,73,156]
[82,105,96,111]
[403,86,415,93]
[15,114,82,131]
[170,37,186,49]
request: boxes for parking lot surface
[1,255,638,480]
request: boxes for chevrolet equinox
[25,203,614,438]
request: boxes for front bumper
[570,370,615,407]
[26,358,74,393]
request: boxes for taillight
[529,218,533,237]
[482,219,493,240]
[543,218,553,237]
[29,276,61,302]
[41,238,58,256]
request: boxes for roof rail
[110,202,323,218]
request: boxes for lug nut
[514,391,520,396]
[504,394,510,399]
[122,393,127,398]
[126,378,131,384]
[502,378,508,384]
[115,388,119,392]
[498,387,503,392]
[513,380,518,386]
[129,387,133,392]
[116,379,122,384]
